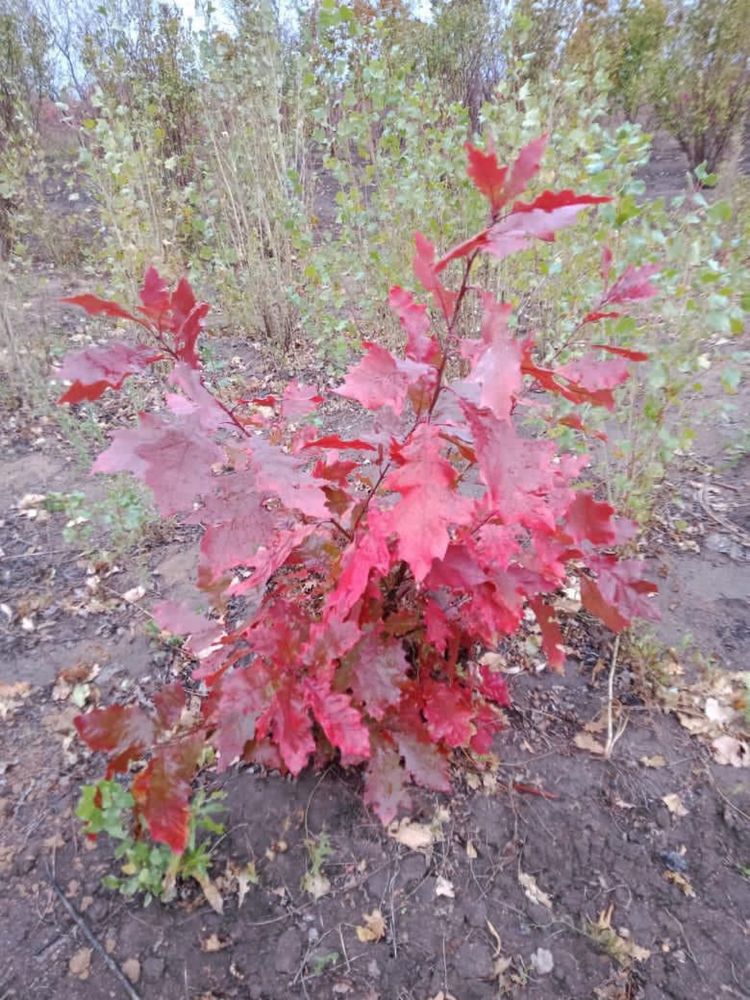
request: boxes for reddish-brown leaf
[363,745,411,824]
[57,342,160,403]
[75,705,155,776]
[529,597,566,671]
[153,681,186,730]
[132,734,203,853]
[388,285,442,365]
[603,264,660,305]
[335,341,433,416]
[465,141,508,213]
[383,424,474,582]
[62,293,141,324]
[93,414,223,516]
[346,630,408,720]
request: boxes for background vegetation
[1,0,749,521]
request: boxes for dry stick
[603,634,627,758]
[47,878,143,1000]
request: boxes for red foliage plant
[59,136,660,853]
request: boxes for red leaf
[463,403,559,531]
[364,745,411,824]
[346,630,408,720]
[196,472,277,580]
[582,311,621,324]
[247,437,329,519]
[580,575,628,632]
[413,233,457,320]
[281,381,323,420]
[603,264,659,305]
[305,681,371,761]
[458,296,520,420]
[582,555,659,632]
[555,355,631,411]
[327,508,392,617]
[132,734,203,853]
[465,141,508,213]
[470,702,501,754]
[167,363,227,431]
[395,730,451,791]
[484,190,611,260]
[561,492,618,546]
[590,343,650,362]
[269,684,315,775]
[424,598,451,653]
[303,435,377,452]
[465,134,547,212]
[62,293,141,324]
[423,680,474,748]
[153,681,186,730]
[170,278,209,369]
[503,134,548,203]
[335,341,433,416]
[140,267,171,311]
[152,600,222,656]
[388,285,442,365]
[383,424,474,582]
[57,342,160,403]
[74,705,155,776]
[435,230,489,272]
[477,665,511,707]
[529,597,566,671]
[208,665,269,770]
[93,414,223,516]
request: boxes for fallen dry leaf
[388,818,436,851]
[662,793,688,817]
[711,735,749,768]
[121,958,140,984]
[236,862,258,908]
[69,947,92,979]
[435,875,455,898]
[194,872,223,915]
[0,680,32,720]
[704,697,735,726]
[573,731,606,755]
[640,754,667,768]
[664,871,696,898]
[530,946,554,975]
[301,870,331,900]
[201,934,230,953]
[355,909,387,943]
[589,906,651,967]
[465,839,477,859]
[122,585,147,603]
[519,871,552,909]
[676,713,711,736]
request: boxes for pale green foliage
[649,0,750,173]
[77,781,225,905]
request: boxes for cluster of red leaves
[59,136,659,852]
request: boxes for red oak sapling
[58,136,659,853]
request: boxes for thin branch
[47,877,143,1000]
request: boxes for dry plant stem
[604,634,626,758]
[47,877,143,1000]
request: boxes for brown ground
[1,131,748,1000]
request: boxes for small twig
[337,924,350,973]
[47,877,143,1000]
[604,634,623,758]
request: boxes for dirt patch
[1,658,748,1000]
